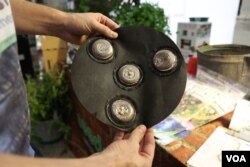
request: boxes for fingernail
[114,23,119,28]
[138,125,146,132]
[112,32,118,38]
[148,128,155,133]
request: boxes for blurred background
[20,1,250,166]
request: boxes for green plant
[114,2,171,34]
[74,0,122,16]
[26,71,72,141]
[74,1,170,34]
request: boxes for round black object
[71,26,187,131]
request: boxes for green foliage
[74,1,170,34]
[26,71,72,122]
[114,2,171,34]
[74,0,90,12]
[74,0,122,16]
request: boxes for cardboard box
[177,22,211,62]
[42,48,67,72]
[40,36,68,72]
[40,35,67,50]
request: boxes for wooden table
[152,112,233,167]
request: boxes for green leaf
[113,2,170,34]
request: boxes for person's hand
[96,125,155,167]
[57,12,119,44]
[0,126,154,167]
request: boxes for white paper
[153,67,246,146]
[229,99,250,132]
[187,127,250,167]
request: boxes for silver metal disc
[111,99,136,123]
[153,49,177,71]
[118,64,141,85]
[91,39,114,60]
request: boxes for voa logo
[226,155,247,163]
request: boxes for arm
[5,1,155,166]
[0,126,155,167]
[9,0,118,44]
[0,153,113,167]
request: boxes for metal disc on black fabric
[91,39,114,60]
[71,26,187,131]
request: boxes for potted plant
[26,71,72,144]
[74,0,122,16]
[74,0,170,34]
[113,2,171,34]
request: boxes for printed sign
[0,0,16,55]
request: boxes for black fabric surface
[71,26,187,131]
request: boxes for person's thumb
[129,125,146,143]
[94,22,118,39]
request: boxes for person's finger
[140,128,155,158]
[113,131,125,141]
[99,14,119,30]
[79,35,90,44]
[93,22,118,39]
[129,125,146,143]
[139,136,145,152]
